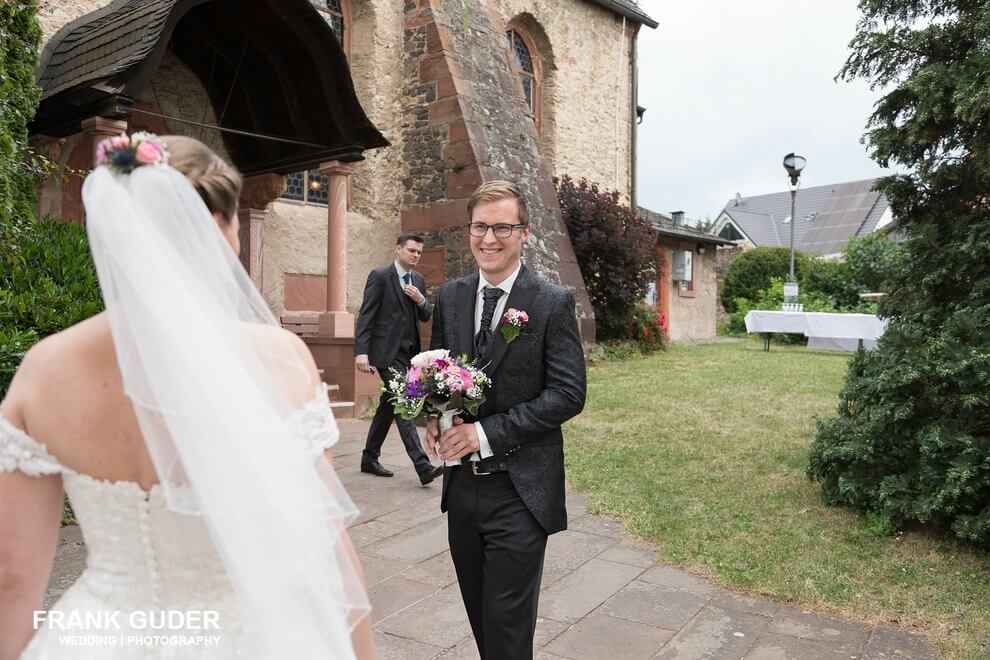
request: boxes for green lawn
[565,339,990,660]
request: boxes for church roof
[32,0,388,176]
[588,0,658,28]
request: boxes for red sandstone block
[446,164,483,199]
[417,247,447,286]
[419,52,450,82]
[443,140,475,167]
[429,96,462,123]
[425,22,443,53]
[448,120,468,142]
[436,76,457,99]
[401,199,470,232]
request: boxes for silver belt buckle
[471,461,491,476]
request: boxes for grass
[564,339,990,660]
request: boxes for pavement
[46,419,936,659]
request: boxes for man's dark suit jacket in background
[355,264,435,477]
[430,265,586,658]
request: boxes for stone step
[330,400,356,419]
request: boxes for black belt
[461,456,509,475]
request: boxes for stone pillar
[318,160,356,338]
[237,174,284,293]
[80,116,128,165]
[237,208,266,291]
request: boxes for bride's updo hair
[161,135,242,223]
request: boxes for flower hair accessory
[96,132,169,174]
[500,308,529,344]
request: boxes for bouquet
[386,349,491,466]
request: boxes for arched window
[506,28,540,128]
[312,0,348,53]
[282,2,348,204]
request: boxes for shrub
[629,303,666,354]
[720,247,809,313]
[0,1,43,261]
[0,219,104,396]
[557,175,657,340]
[807,0,990,546]
[843,232,899,293]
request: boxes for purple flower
[406,379,427,398]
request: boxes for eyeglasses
[467,222,528,238]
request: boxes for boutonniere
[500,308,529,344]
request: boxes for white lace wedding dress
[0,384,342,659]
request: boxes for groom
[425,181,586,659]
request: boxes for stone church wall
[496,0,636,200]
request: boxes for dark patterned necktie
[474,286,505,359]
[402,272,411,285]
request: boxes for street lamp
[782,153,806,308]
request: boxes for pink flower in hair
[135,139,164,165]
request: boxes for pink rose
[407,366,422,382]
[96,139,110,163]
[110,136,130,150]
[135,140,163,165]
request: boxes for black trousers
[447,466,548,660]
[362,355,432,475]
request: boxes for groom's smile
[469,197,529,285]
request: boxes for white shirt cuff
[475,422,494,459]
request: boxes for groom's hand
[424,419,440,460]
[438,417,480,461]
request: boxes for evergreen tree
[808,0,990,545]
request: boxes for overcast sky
[633,0,894,221]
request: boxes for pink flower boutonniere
[500,308,529,344]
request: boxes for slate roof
[638,207,737,246]
[36,0,173,101]
[31,0,389,175]
[717,179,890,255]
[587,0,658,28]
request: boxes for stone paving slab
[544,612,675,659]
[652,605,768,660]
[43,420,938,659]
[539,558,645,623]
[862,626,939,659]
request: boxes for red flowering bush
[629,303,667,354]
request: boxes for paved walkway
[47,420,936,659]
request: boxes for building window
[283,2,348,206]
[673,247,697,298]
[312,0,346,51]
[719,222,744,241]
[282,170,329,205]
[506,28,540,126]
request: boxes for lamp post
[782,153,806,307]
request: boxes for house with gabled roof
[638,208,735,343]
[713,179,893,257]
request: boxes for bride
[0,134,376,659]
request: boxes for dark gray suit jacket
[430,266,586,535]
[355,265,432,369]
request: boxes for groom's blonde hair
[467,180,528,226]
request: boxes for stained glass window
[506,29,537,117]
[312,0,345,50]
[284,171,305,201]
[281,171,329,205]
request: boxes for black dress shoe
[418,465,443,486]
[361,460,394,477]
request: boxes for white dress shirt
[468,263,522,462]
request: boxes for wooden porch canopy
[32,0,388,175]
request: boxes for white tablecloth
[744,310,886,351]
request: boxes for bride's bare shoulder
[1,314,111,420]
